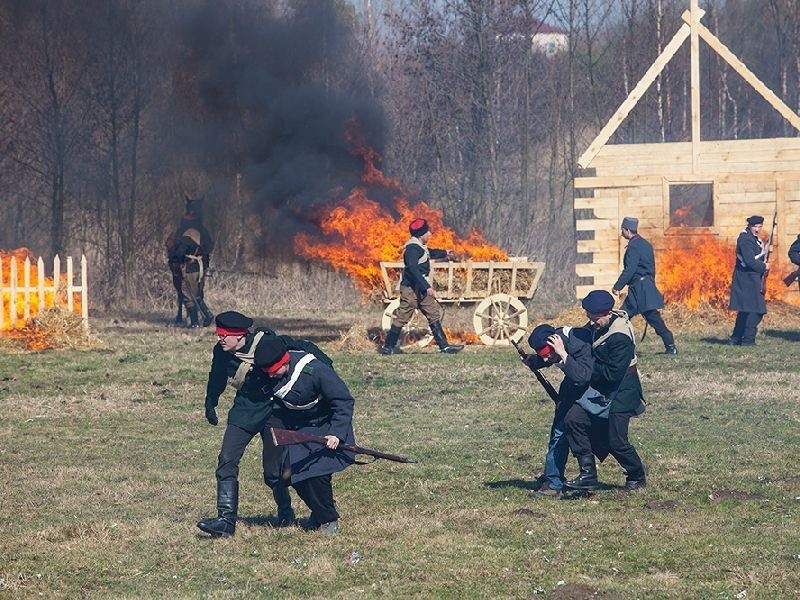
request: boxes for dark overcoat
[204,329,331,433]
[789,234,800,266]
[268,351,355,484]
[728,230,767,314]
[525,326,594,405]
[589,317,644,416]
[613,235,665,316]
[401,240,449,294]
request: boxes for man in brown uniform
[380,218,463,354]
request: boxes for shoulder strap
[229,331,265,390]
[273,353,320,410]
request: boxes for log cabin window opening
[666,182,714,232]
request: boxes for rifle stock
[270,428,416,463]
[511,339,558,404]
[761,205,777,294]
[784,269,800,287]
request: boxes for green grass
[0,320,799,599]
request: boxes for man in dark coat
[380,218,463,354]
[612,216,677,355]
[789,234,800,267]
[255,337,355,536]
[564,290,647,492]
[729,216,769,346]
[523,323,595,498]
[197,311,332,538]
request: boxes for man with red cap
[523,323,595,497]
[255,337,356,536]
[728,215,769,345]
[380,217,463,354]
[563,290,647,492]
[197,311,332,538]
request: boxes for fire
[294,119,507,294]
[1,248,82,351]
[657,234,781,310]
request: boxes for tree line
[0,0,796,307]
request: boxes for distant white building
[495,21,568,57]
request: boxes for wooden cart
[379,259,546,347]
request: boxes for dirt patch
[646,500,678,510]
[549,583,617,599]
[708,490,767,502]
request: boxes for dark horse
[166,194,214,325]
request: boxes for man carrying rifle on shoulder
[254,337,356,536]
[521,324,595,498]
[729,216,770,346]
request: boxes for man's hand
[446,249,458,261]
[205,405,218,426]
[324,435,341,449]
[426,287,437,298]
[548,334,568,363]
[612,288,620,296]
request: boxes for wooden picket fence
[0,254,89,330]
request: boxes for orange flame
[294,119,507,293]
[657,234,780,310]
[1,248,82,350]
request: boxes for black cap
[581,290,614,314]
[254,337,288,370]
[746,215,764,226]
[214,311,253,333]
[528,324,557,351]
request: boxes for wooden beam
[688,4,702,171]
[577,23,691,168]
[696,21,800,133]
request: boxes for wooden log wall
[574,137,800,299]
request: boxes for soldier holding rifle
[729,215,770,346]
[197,311,331,538]
[380,218,463,355]
[255,337,356,536]
[612,217,677,355]
[520,324,595,498]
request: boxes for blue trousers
[543,403,571,490]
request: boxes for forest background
[1,0,798,311]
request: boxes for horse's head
[184,193,205,221]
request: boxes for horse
[166,194,213,325]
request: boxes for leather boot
[197,480,238,537]
[564,455,599,490]
[174,303,184,325]
[430,321,464,354]
[379,325,404,355]
[197,298,214,327]
[273,485,296,526]
[186,307,200,328]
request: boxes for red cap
[536,345,552,358]
[216,326,248,336]
[261,351,290,376]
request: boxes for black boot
[430,321,463,354]
[564,455,599,490]
[273,485,296,526]
[186,307,200,328]
[664,344,677,355]
[197,298,214,327]
[379,325,404,355]
[197,480,238,537]
[174,303,183,325]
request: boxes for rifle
[760,205,777,295]
[270,427,416,464]
[510,338,558,404]
[783,268,800,287]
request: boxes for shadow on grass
[762,328,800,342]
[700,336,733,345]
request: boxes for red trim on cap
[410,218,426,229]
[262,351,290,376]
[536,345,552,358]
[216,326,248,336]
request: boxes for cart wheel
[382,298,434,348]
[472,293,528,346]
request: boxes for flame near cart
[379,258,545,347]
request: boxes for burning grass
[0,308,103,352]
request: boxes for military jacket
[266,351,356,484]
[613,235,665,316]
[729,230,767,314]
[588,313,644,415]
[525,326,594,405]
[400,237,449,294]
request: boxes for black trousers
[293,474,339,525]
[641,309,674,347]
[215,423,285,488]
[564,404,645,480]
[731,312,764,344]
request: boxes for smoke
[169,0,385,256]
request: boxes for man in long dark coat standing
[612,217,677,355]
[729,215,769,346]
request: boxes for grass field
[0,311,799,599]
